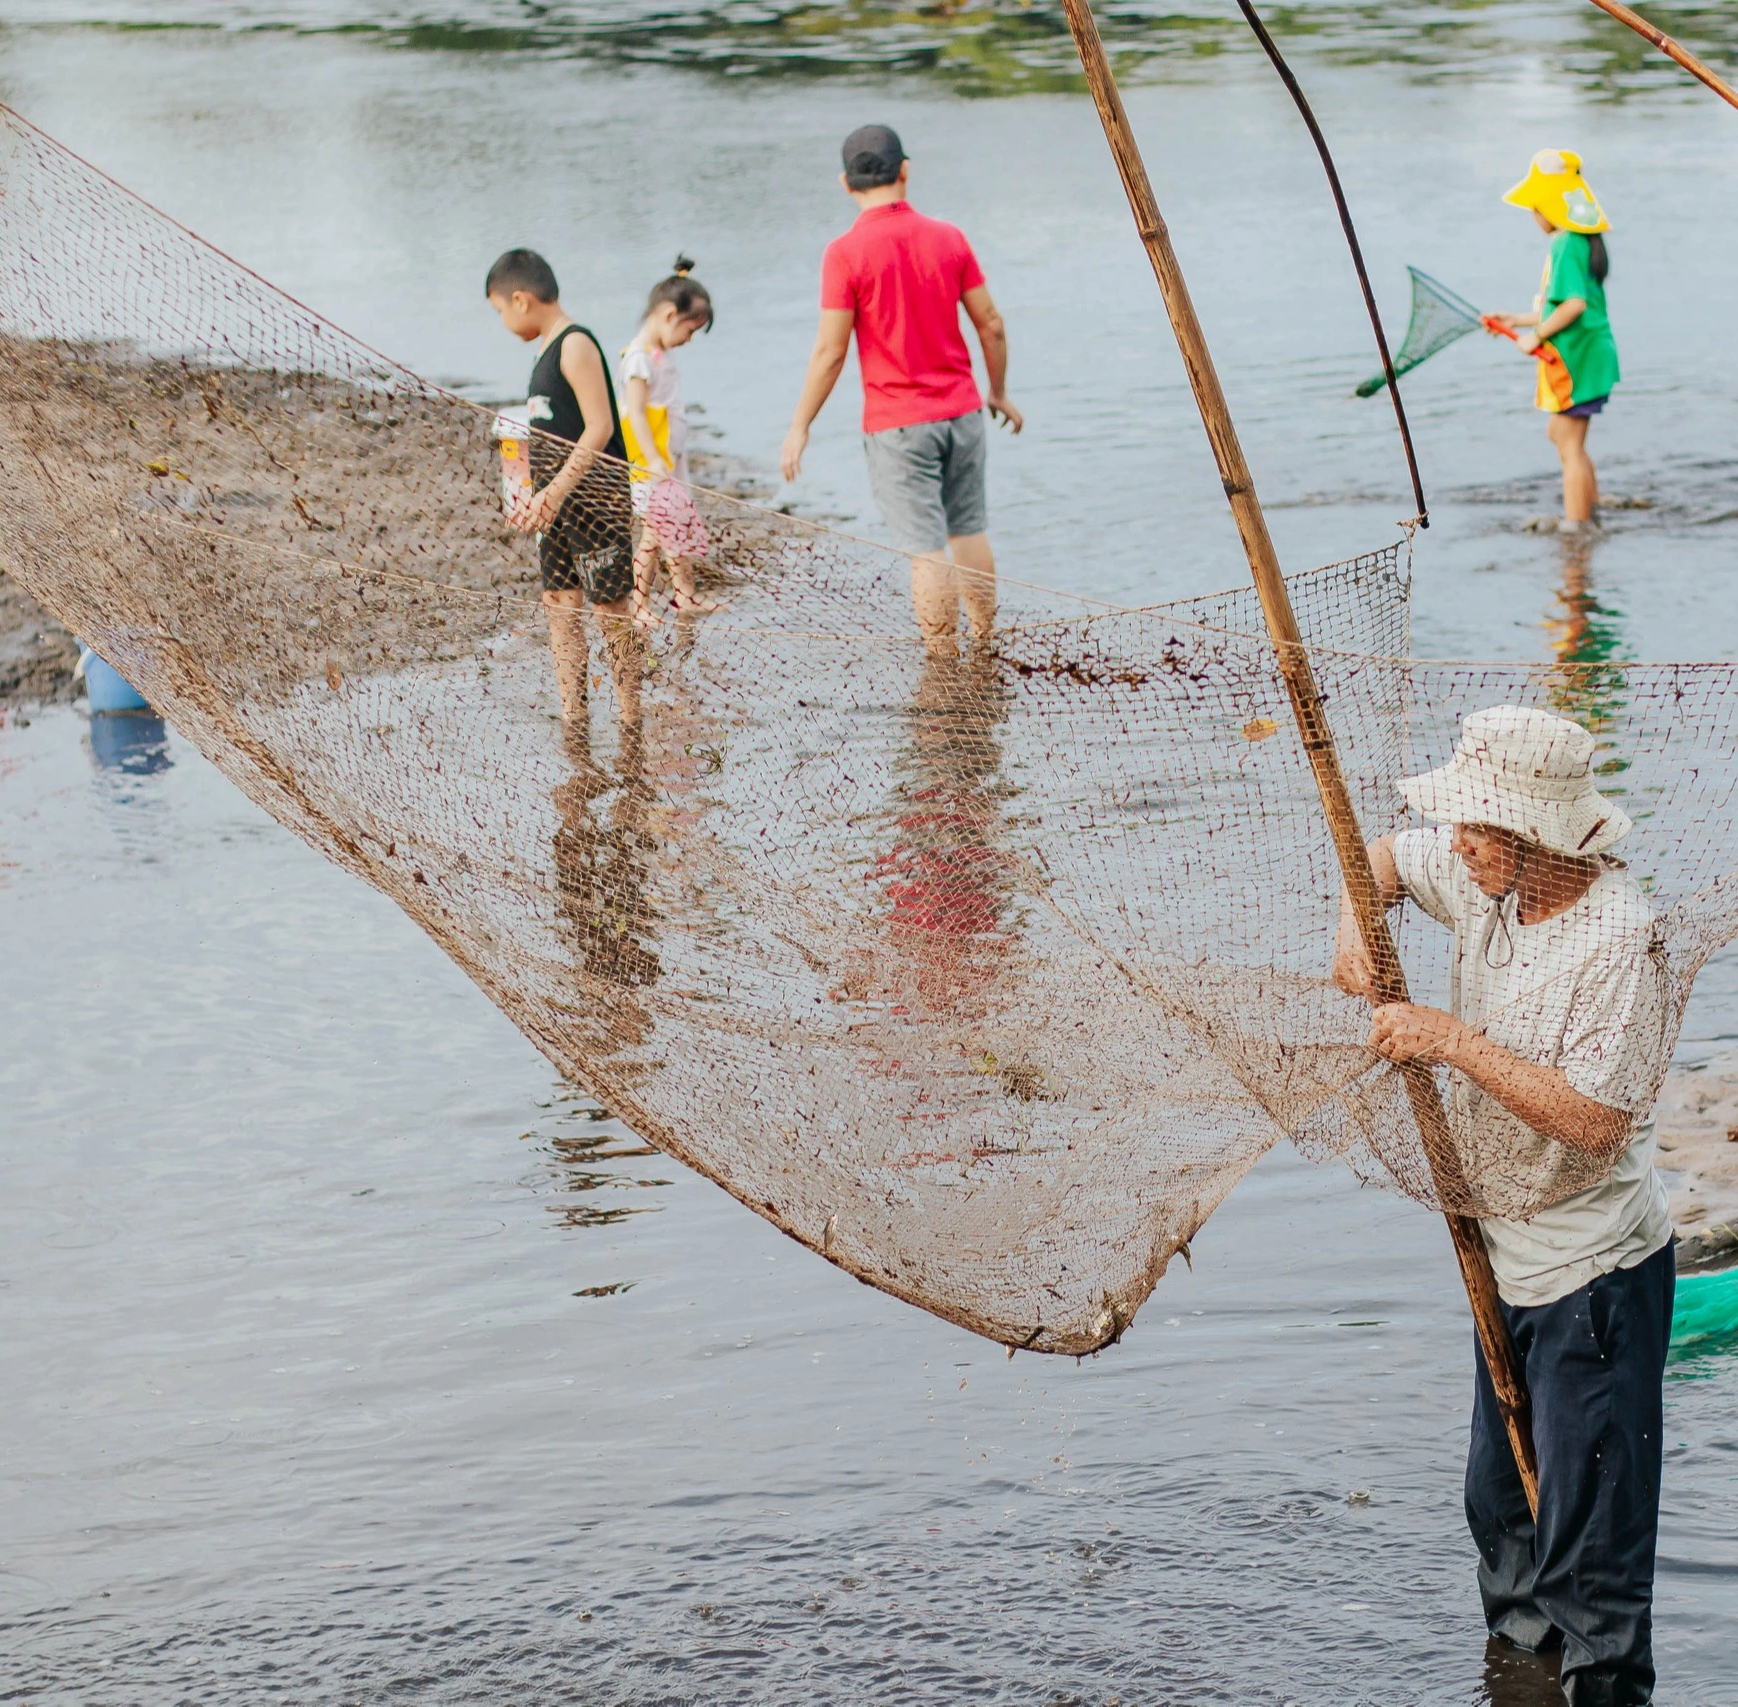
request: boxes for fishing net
[4,106,1737,1354]
[1356,266,1483,397]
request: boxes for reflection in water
[4,17,1736,1702]
[1480,1634,1564,1707]
[280,1,1738,103]
[638,609,718,851]
[1543,533,1630,792]
[553,732,661,987]
[546,610,729,1080]
[551,636,662,1060]
[864,645,1017,1017]
[545,1121,668,1234]
[87,711,171,776]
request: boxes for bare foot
[673,592,721,615]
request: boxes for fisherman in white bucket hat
[1333,705,1673,1707]
[1401,704,1632,858]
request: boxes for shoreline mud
[1657,1064,1738,1272]
[0,570,78,708]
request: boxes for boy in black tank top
[486,249,636,727]
[526,324,634,598]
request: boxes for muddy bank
[0,570,78,708]
[1657,1058,1738,1272]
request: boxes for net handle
[1059,0,1539,1516]
[1233,0,1427,529]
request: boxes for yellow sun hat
[1502,148,1610,234]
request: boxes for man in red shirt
[781,125,1023,652]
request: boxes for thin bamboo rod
[1058,0,1539,1515]
[1232,0,1427,529]
[1584,0,1738,112]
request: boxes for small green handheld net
[1356,267,1483,397]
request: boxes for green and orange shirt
[1533,230,1620,412]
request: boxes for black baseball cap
[841,124,906,190]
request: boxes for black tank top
[527,323,626,474]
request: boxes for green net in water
[1669,1268,1738,1371]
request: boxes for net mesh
[1356,265,1484,397]
[4,106,1735,1354]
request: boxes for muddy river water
[2,4,1737,1702]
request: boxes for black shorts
[535,458,634,603]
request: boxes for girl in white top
[619,257,718,625]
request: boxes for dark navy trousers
[1467,1240,1675,1707]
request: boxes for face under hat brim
[1399,761,1632,856]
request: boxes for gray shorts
[862,408,988,554]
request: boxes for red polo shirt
[820,200,985,434]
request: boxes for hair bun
[673,253,696,277]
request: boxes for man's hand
[782,309,853,483]
[510,483,565,535]
[1515,329,1542,355]
[1330,839,1402,1003]
[1331,921,1376,1000]
[1368,1002,1467,1066]
[1373,1001,1637,1157]
[986,391,1023,434]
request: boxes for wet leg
[1547,414,1598,524]
[1481,1634,1564,1707]
[910,553,961,654]
[1467,1320,1557,1654]
[949,531,997,640]
[592,596,643,734]
[1528,1248,1671,1707]
[669,556,719,614]
[543,587,591,725]
[631,525,663,629]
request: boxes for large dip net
[4,106,1737,1355]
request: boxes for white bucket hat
[1399,705,1632,857]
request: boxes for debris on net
[1356,266,1485,396]
[4,106,1737,1355]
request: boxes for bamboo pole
[1058,0,1540,1515]
[1584,0,1738,112]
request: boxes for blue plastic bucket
[89,713,171,774]
[78,643,150,713]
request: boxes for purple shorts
[1561,394,1608,419]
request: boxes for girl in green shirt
[1487,150,1620,535]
